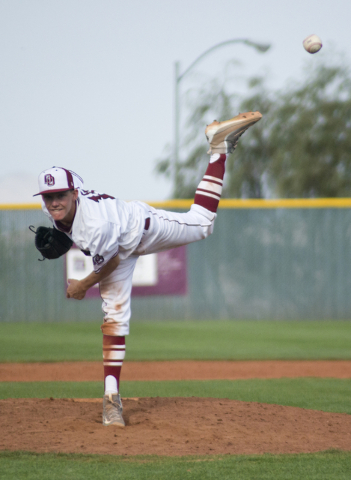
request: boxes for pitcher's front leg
[99,256,138,427]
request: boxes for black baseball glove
[29,225,73,260]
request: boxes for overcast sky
[0,0,350,203]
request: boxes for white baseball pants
[99,203,216,336]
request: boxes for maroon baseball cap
[33,167,76,196]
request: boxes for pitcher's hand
[66,279,87,300]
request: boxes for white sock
[209,153,221,163]
[104,375,118,395]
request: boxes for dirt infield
[1,397,351,456]
[0,360,350,456]
[1,360,351,382]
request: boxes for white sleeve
[86,221,120,273]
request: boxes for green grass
[0,320,350,362]
[1,378,350,414]
[0,450,350,480]
[1,321,350,478]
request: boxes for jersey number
[81,190,115,203]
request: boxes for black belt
[144,217,150,230]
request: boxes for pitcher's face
[42,189,78,225]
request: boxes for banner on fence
[65,246,187,298]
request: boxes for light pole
[173,38,271,195]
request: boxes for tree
[156,57,351,198]
[267,63,351,197]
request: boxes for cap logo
[44,174,55,186]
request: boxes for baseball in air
[303,34,322,54]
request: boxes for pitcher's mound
[1,397,350,456]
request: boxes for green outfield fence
[2,199,351,322]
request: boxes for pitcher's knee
[101,320,129,336]
[202,223,215,239]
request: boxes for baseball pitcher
[32,111,262,427]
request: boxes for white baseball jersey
[40,169,217,335]
[42,188,148,272]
